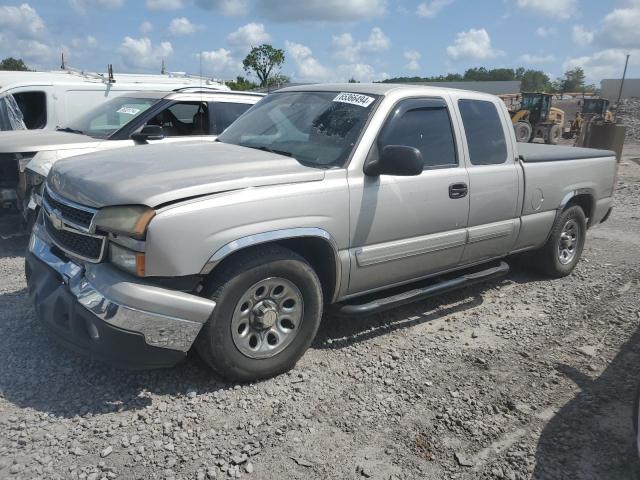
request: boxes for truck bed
[518,143,615,163]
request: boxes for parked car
[0,69,229,132]
[25,84,616,381]
[0,88,262,218]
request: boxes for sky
[0,0,638,86]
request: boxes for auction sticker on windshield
[117,107,141,115]
[333,92,375,108]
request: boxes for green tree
[242,44,285,87]
[266,73,290,87]
[0,57,30,71]
[518,69,552,92]
[226,76,258,91]
[558,67,586,93]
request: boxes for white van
[0,69,229,132]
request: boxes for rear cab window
[458,99,508,165]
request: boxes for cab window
[377,98,457,169]
[146,102,209,136]
[212,102,253,134]
[458,99,508,165]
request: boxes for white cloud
[227,23,270,51]
[0,3,47,38]
[516,0,576,19]
[599,6,640,48]
[69,0,123,12]
[194,0,249,16]
[285,40,388,82]
[168,17,204,36]
[332,27,390,63]
[285,41,331,80]
[258,0,386,22]
[119,37,173,71]
[535,26,555,37]
[404,50,421,70]
[563,48,640,82]
[140,21,153,33]
[336,63,388,82]
[0,3,60,66]
[519,53,555,64]
[71,35,97,49]
[416,0,453,18]
[200,49,242,77]
[146,0,184,10]
[446,28,503,61]
[572,25,594,46]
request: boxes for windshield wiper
[240,144,293,157]
[56,126,84,135]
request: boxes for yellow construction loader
[563,98,613,139]
[510,93,565,144]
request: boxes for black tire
[530,205,586,278]
[546,124,561,145]
[514,121,532,143]
[195,245,323,382]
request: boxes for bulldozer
[510,92,565,144]
[563,98,613,139]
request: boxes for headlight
[109,243,146,276]
[93,205,155,239]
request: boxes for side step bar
[336,261,509,316]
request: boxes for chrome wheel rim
[558,219,579,265]
[231,277,304,359]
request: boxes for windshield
[217,91,379,168]
[0,93,27,131]
[64,96,160,139]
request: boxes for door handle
[449,183,468,199]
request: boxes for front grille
[44,214,104,261]
[43,188,94,229]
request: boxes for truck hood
[0,129,101,153]
[48,141,326,208]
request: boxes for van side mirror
[131,125,164,143]
[364,145,423,176]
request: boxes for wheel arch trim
[200,228,343,301]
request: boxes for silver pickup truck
[26,84,616,381]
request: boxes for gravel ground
[1,145,640,480]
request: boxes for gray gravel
[1,145,640,480]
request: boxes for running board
[336,261,510,316]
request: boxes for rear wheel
[530,205,586,278]
[514,121,532,143]
[195,246,323,382]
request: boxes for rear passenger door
[455,98,520,263]
[348,97,470,294]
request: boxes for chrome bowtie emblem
[48,209,63,230]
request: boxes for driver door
[347,97,470,295]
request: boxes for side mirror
[131,125,164,143]
[364,145,423,176]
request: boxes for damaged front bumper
[25,222,216,369]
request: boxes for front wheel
[530,205,586,278]
[195,246,323,382]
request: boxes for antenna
[60,52,66,70]
[107,64,115,83]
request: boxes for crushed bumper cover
[25,224,216,369]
